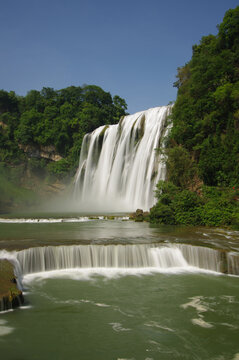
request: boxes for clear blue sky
[0,0,238,114]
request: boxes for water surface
[0,216,239,360]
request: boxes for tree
[169,6,239,187]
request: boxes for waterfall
[178,244,223,272]
[227,252,239,274]
[1,243,239,312]
[5,244,238,276]
[74,106,171,212]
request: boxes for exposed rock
[44,182,66,193]
[0,260,24,312]
[130,209,149,222]
[19,144,62,162]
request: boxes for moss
[130,209,149,222]
[0,260,24,311]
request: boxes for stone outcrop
[19,144,62,162]
[130,209,150,222]
[0,260,24,312]
[44,181,66,194]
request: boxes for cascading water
[1,244,238,277]
[0,243,238,311]
[74,106,171,212]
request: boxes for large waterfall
[74,106,171,212]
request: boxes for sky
[0,0,238,114]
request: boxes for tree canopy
[170,6,239,187]
[150,6,239,227]
[0,85,127,174]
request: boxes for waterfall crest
[74,106,171,211]
[9,244,239,276]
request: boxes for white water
[0,217,92,224]
[1,244,238,282]
[74,106,171,212]
[228,252,239,274]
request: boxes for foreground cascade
[1,244,239,277]
[74,106,171,211]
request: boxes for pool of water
[0,217,239,360]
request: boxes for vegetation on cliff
[0,85,127,211]
[150,6,239,227]
[150,181,239,227]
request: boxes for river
[0,215,239,360]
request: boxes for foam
[191,318,213,328]
[109,322,131,332]
[22,266,221,285]
[0,320,14,336]
[0,217,91,224]
[181,296,209,313]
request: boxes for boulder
[0,260,24,312]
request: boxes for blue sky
[0,0,238,114]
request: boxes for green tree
[169,6,239,187]
[15,109,43,145]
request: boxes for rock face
[19,144,62,161]
[0,260,24,312]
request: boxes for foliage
[0,84,127,178]
[47,158,71,178]
[0,163,37,212]
[165,146,198,188]
[150,7,239,228]
[28,158,47,177]
[150,181,239,227]
[170,6,239,187]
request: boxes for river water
[0,215,239,360]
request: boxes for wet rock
[130,209,149,222]
[0,260,24,312]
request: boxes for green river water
[0,216,239,360]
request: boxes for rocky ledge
[18,144,62,162]
[130,209,150,222]
[0,259,24,312]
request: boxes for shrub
[150,180,239,227]
[47,159,70,178]
[149,203,175,224]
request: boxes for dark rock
[0,260,24,312]
[131,209,148,222]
